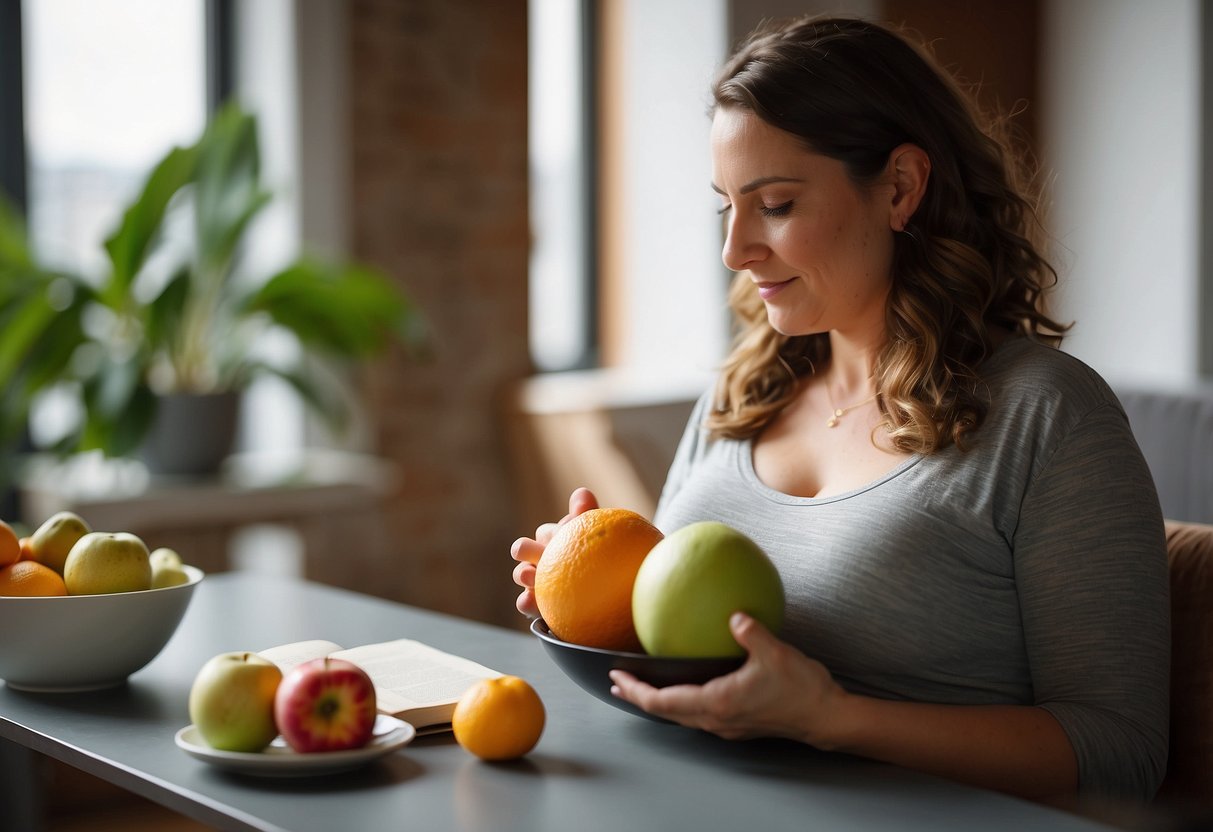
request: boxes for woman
[511,16,1169,802]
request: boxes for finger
[608,670,657,707]
[729,612,776,658]
[512,561,535,589]
[535,522,561,546]
[569,487,599,517]
[551,489,600,533]
[516,588,539,617]
[511,536,544,564]
[609,670,705,719]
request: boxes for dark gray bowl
[530,618,745,722]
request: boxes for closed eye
[761,201,793,218]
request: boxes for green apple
[632,521,784,657]
[29,511,91,573]
[150,547,182,570]
[189,652,283,752]
[149,547,189,588]
[62,532,152,595]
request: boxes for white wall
[591,0,1206,390]
[614,0,731,374]
[1042,0,1202,387]
[234,0,365,454]
[612,0,879,377]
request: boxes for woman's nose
[721,215,766,272]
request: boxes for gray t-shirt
[653,337,1169,800]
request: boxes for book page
[331,639,501,719]
[256,640,344,675]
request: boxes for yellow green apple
[62,532,152,595]
[631,521,784,657]
[150,547,189,588]
[190,652,283,752]
[29,511,91,573]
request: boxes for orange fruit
[534,507,664,651]
[452,676,545,761]
[0,561,68,596]
[0,520,20,568]
[18,538,35,561]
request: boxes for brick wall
[348,0,531,629]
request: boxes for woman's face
[711,107,897,339]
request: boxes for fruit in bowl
[533,507,664,652]
[63,532,153,595]
[0,561,67,596]
[27,511,91,573]
[632,521,784,658]
[531,514,783,720]
[0,562,204,691]
[0,513,204,691]
[150,548,191,588]
[0,519,21,568]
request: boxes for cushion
[1157,520,1213,807]
[1116,387,1213,524]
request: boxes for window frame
[0,0,27,211]
[0,0,234,517]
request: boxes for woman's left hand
[609,613,848,745]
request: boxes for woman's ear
[886,143,930,231]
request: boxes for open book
[257,638,502,733]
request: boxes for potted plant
[0,103,425,480]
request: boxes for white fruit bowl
[0,565,204,692]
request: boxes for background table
[1,571,1125,832]
[19,450,399,583]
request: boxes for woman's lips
[756,278,796,300]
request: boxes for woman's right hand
[510,487,599,617]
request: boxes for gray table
[0,572,1119,832]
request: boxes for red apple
[273,657,377,752]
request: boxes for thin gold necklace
[825,388,877,428]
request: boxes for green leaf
[78,388,157,459]
[0,196,34,270]
[242,259,424,358]
[0,285,55,383]
[19,301,89,395]
[102,145,199,307]
[144,265,192,353]
[78,359,156,457]
[255,361,351,434]
[82,353,143,420]
[0,277,90,387]
[194,103,271,277]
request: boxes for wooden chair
[1157,519,1213,808]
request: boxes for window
[528,0,730,378]
[528,0,597,371]
[22,0,208,279]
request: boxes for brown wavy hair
[705,16,1068,453]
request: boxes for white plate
[175,714,416,777]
